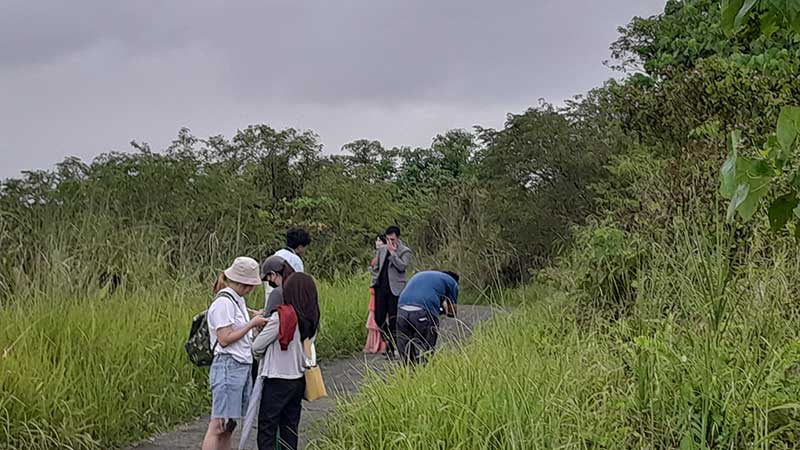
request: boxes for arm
[388,247,412,272]
[449,281,459,305]
[252,312,280,357]
[369,249,381,277]
[216,317,265,347]
[265,289,283,313]
[443,300,457,317]
[210,299,267,347]
[444,280,459,317]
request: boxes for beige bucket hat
[224,256,262,286]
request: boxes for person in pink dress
[364,234,387,354]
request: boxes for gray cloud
[0,0,666,179]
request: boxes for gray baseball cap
[260,255,288,280]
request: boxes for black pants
[251,361,259,385]
[397,307,439,364]
[373,288,398,353]
[257,377,305,450]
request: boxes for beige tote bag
[303,339,327,401]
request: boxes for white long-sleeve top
[251,311,307,379]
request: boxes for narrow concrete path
[123,304,503,450]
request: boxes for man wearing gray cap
[260,255,295,313]
[250,255,297,386]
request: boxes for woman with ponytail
[202,257,267,450]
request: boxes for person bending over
[396,270,459,364]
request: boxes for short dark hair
[286,228,311,250]
[385,225,401,237]
[441,271,460,283]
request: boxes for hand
[375,239,386,250]
[442,300,456,318]
[387,240,398,254]
[249,315,269,329]
[248,308,264,317]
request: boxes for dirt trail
[123,304,503,450]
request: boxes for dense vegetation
[4,0,800,448]
[314,1,800,449]
[0,80,612,300]
[0,278,368,450]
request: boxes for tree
[610,0,798,77]
[340,139,397,183]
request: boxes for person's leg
[419,313,440,364]
[219,427,233,450]
[396,309,413,364]
[202,418,227,450]
[373,289,389,350]
[399,309,430,364]
[205,356,235,450]
[411,310,432,364]
[257,378,293,450]
[277,378,305,450]
[386,293,399,354]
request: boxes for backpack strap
[217,290,237,304]
[210,290,243,355]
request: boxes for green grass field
[0,277,370,450]
[314,237,800,450]
[6,231,800,450]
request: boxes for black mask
[267,280,279,288]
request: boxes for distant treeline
[3,0,800,302]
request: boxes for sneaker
[223,419,237,433]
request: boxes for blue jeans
[209,354,252,419]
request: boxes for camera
[378,233,387,244]
[440,297,455,317]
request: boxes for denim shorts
[209,354,252,419]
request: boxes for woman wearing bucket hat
[202,257,269,450]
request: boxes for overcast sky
[0,0,666,179]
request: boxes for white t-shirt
[274,248,304,273]
[207,287,253,364]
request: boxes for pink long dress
[364,288,387,353]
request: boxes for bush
[314,227,800,450]
[570,225,646,320]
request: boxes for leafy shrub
[572,225,647,319]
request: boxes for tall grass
[0,277,370,450]
[315,276,371,360]
[314,225,800,450]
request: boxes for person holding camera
[396,270,459,364]
[370,225,412,358]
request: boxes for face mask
[267,280,279,288]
